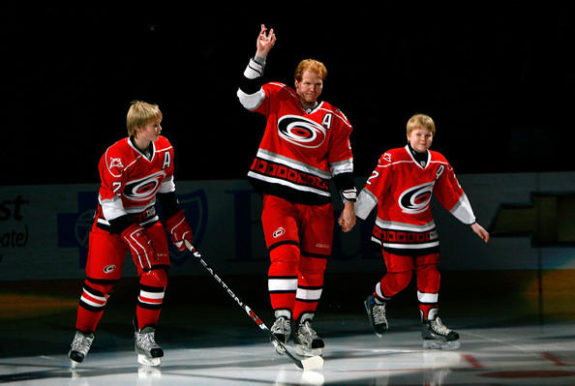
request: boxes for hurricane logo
[273,227,286,238]
[399,182,435,214]
[123,171,166,202]
[277,115,327,148]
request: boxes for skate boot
[422,317,460,350]
[135,326,164,366]
[270,316,291,354]
[68,330,95,367]
[294,319,324,357]
[364,294,389,337]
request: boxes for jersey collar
[302,101,323,115]
[129,136,156,161]
[405,144,430,169]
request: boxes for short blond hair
[406,113,435,135]
[294,59,328,82]
[126,100,163,136]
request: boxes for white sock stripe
[268,278,298,291]
[82,289,107,302]
[296,287,323,301]
[80,295,106,308]
[375,282,384,298]
[417,290,439,303]
[139,290,165,300]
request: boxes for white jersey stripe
[375,218,437,232]
[256,149,332,179]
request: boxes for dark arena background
[2,4,575,385]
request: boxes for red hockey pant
[376,251,441,320]
[261,194,333,323]
[75,221,170,333]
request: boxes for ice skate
[68,330,94,367]
[135,326,164,366]
[364,294,389,337]
[270,316,291,354]
[294,319,324,357]
[422,317,460,350]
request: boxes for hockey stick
[184,241,323,371]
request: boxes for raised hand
[256,24,276,60]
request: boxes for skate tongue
[300,355,324,370]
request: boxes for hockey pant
[75,221,170,333]
[261,194,333,323]
[374,251,441,321]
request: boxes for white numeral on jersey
[322,113,333,129]
[112,182,122,193]
[367,170,379,185]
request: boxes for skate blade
[422,339,460,350]
[374,325,389,338]
[137,354,161,367]
[69,359,80,369]
[138,366,162,379]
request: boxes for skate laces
[136,327,161,351]
[371,302,387,324]
[271,317,291,335]
[297,320,319,345]
[430,317,452,336]
[71,331,94,355]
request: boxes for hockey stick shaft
[184,241,307,369]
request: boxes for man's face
[295,70,323,108]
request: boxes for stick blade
[300,355,324,371]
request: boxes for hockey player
[67,101,194,367]
[355,113,489,349]
[237,24,357,356]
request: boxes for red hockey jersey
[355,145,476,255]
[94,136,175,230]
[240,81,354,205]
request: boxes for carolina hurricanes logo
[277,115,327,148]
[399,182,435,214]
[273,227,286,238]
[123,171,166,202]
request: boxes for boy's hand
[471,222,489,243]
[338,202,356,232]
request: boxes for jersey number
[367,171,379,185]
